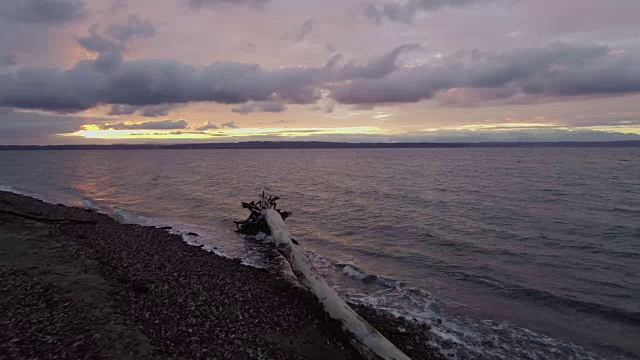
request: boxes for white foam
[81,198,101,211]
[304,250,608,360]
[0,184,55,203]
[342,265,369,281]
[111,207,232,258]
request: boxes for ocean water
[0,148,638,359]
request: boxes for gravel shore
[0,191,443,360]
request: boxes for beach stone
[0,190,445,360]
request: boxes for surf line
[235,192,411,360]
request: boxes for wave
[503,285,640,325]
[1,182,632,359]
[109,207,237,259]
[339,264,434,300]
[0,184,248,262]
[0,184,61,204]
[445,270,640,325]
[307,257,608,360]
[612,206,640,214]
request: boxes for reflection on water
[1,148,639,359]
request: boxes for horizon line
[1,140,640,150]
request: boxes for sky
[1,0,640,144]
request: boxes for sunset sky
[1,0,640,144]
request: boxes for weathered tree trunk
[238,194,411,360]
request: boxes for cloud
[109,0,128,13]
[194,121,219,130]
[186,0,269,9]
[75,29,125,72]
[99,119,189,130]
[0,0,86,25]
[0,110,91,144]
[221,121,238,128]
[105,14,156,43]
[434,86,520,107]
[258,119,295,125]
[106,103,178,116]
[330,42,640,105]
[231,100,286,114]
[75,16,156,72]
[1,41,418,112]
[107,104,139,115]
[140,104,177,117]
[0,54,323,111]
[76,26,124,54]
[2,42,640,112]
[0,54,16,66]
[285,19,314,42]
[323,101,335,113]
[362,0,500,24]
[311,101,335,113]
[331,44,421,80]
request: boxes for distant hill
[1,140,640,150]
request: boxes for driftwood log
[233,192,291,235]
[236,193,411,360]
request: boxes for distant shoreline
[2,140,640,150]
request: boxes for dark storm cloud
[107,104,139,115]
[231,100,286,114]
[0,43,412,111]
[140,104,178,117]
[2,41,640,112]
[107,103,178,117]
[362,0,500,24]
[99,119,189,130]
[330,42,640,104]
[0,0,86,25]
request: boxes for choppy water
[0,148,638,359]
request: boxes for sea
[0,148,638,360]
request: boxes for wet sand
[0,191,443,359]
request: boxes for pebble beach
[0,191,443,360]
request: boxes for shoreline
[0,191,444,359]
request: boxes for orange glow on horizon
[63,125,385,139]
